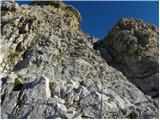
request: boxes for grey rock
[95,17,159,97]
[1,2,158,119]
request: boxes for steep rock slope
[0,2,159,119]
[94,18,159,97]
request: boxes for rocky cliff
[0,1,159,119]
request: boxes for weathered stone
[1,2,158,119]
[95,17,159,97]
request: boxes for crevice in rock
[1,93,6,105]
[81,115,94,119]
[1,77,8,86]
[126,111,138,119]
[49,81,56,98]
[9,89,27,119]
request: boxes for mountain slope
[0,1,159,119]
[94,17,159,97]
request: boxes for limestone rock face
[94,18,159,98]
[1,2,159,119]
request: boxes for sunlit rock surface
[1,2,159,119]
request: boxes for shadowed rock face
[94,18,159,97]
[1,2,159,119]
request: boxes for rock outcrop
[1,1,159,119]
[94,18,159,97]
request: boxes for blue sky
[16,1,159,38]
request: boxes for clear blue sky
[16,1,159,39]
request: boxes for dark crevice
[1,77,8,86]
[9,89,27,119]
[12,84,23,91]
[49,82,56,98]
[81,115,95,119]
[12,77,23,91]
[126,111,138,119]
[1,94,6,105]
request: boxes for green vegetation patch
[3,52,20,71]
[7,52,20,64]
[12,77,23,91]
